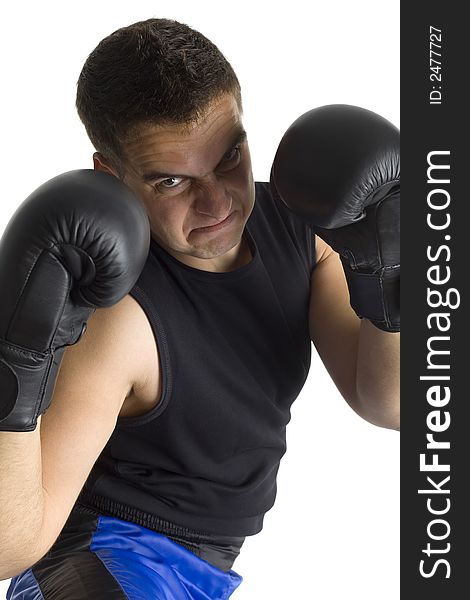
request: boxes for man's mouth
[193,212,235,233]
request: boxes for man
[1,18,399,599]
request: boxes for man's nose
[193,176,232,220]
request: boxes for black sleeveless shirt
[77,182,316,538]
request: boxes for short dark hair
[76,18,242,174]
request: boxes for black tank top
[77,182,316,538]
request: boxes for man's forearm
[0,417,45,580]
[355,319,400,430]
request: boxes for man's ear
[93,152,118,177]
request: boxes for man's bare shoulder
[314,234,334,264]
[110,294,162,417]
[84,293,161,417]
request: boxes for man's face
[96,94,255,271]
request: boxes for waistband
[75,500,245,572]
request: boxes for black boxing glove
[270,104,400,332]
[0,170,150,432]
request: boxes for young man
[1,18,399,599]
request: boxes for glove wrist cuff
[342,261,400,333]
[0,341,65,432]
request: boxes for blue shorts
[7,506,243,599]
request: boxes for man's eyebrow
[141,129,247,183]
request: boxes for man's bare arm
[356,319,400,429]
[309,236,399,430]
[0,294,159,580]
[0,425,44,579]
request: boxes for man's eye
[158,176,184,189]
[217,146,242,174]
[223,147,240,162]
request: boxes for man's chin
[187,217,245,259]
[188,236,242,260]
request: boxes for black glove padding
[0,170,150,431]
[314,187,400,332]
[271,104,400,332]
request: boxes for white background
[0,1,400,598]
